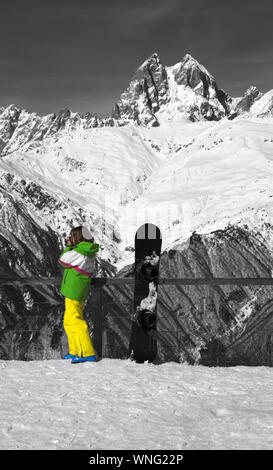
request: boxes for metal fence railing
[1,276,273,364]
[2,276,273,286]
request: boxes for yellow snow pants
[63,297,96,357]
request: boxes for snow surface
[1,358,273,450]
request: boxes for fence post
[92,280,103,358]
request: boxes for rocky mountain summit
[233,86,263,115]
[111,53,268,126]
[112,53,232,125]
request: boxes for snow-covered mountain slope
[250,89,273,117]
[116,117,273,265]
[0,124,164,265]
[2,116,273,269]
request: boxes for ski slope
[0,358,273,450]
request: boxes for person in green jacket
[58,225,99,363]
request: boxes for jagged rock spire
[112,52,230,125]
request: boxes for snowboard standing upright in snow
[129,223,162,363]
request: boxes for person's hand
[66,235,72,246]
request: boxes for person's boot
[71,355,96,363]
[63,354,77,360]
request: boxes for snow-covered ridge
[0,104,115,157]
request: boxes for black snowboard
[129,223,162,363]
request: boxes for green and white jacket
[58,241,99,301]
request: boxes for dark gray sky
[0,0,272,117]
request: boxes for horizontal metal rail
[1,277,273,286]
[159,278,273,286]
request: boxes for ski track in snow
[0,359,273,450]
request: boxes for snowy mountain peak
[112,51,168,126]
[234,86,263,115]
[180,53,213,78]
[139,52,161,69]
[169,53,218,101]
[0,53,271,157]
[112,52,232,126]
[246,85,261,94]
[4,103,21,113]
[0,103,22,123]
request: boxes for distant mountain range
[1,53,273,156]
